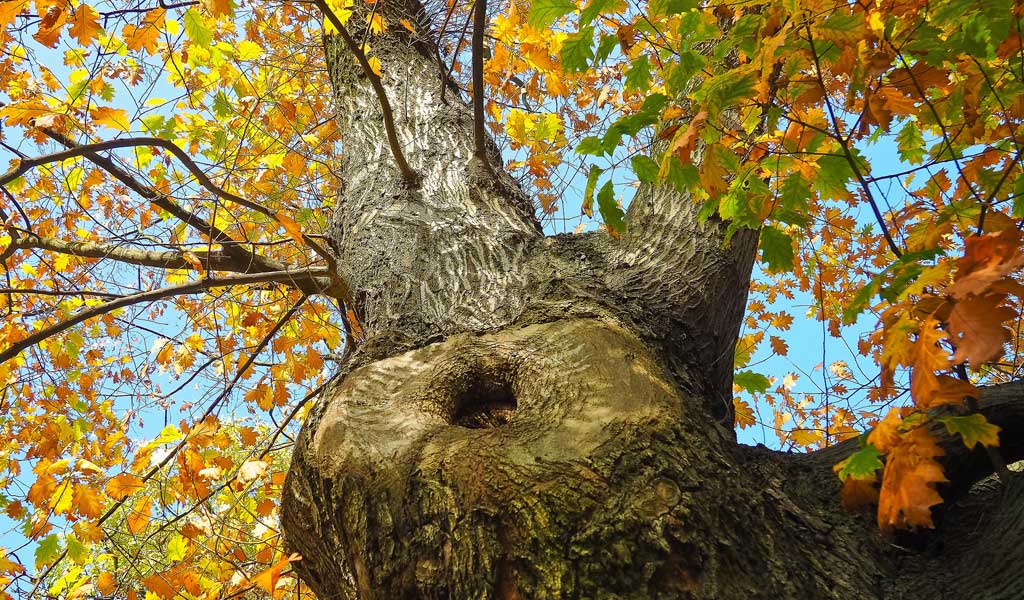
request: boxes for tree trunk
[282,3,1024,597]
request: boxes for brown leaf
[947,293,1016,365]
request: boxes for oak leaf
[947,293,1016,365]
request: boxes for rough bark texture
[282,3,1024,597]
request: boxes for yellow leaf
[367,55,382,76]
[367,13,385,35]
[91,107,131,132]
[50,480,73,514]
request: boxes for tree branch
[0,268,330,366]
[313,0,418,185]
[471,0,490,170]
[33,128,293,277]
[7,232,242,271]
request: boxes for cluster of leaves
[0,0,344,597]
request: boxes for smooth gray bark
[282,2,1024,597]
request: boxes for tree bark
[282,4,1024,597]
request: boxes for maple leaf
[877,428,947,531]
[940,414,1001,449]
[947,293,1016,365]
[948,229,1024,299]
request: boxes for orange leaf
[250,553,302,594]
[105,473,145,500]
[277,214,305,244]
[91,107,132,132]
[947,293,1016,365]
[96,572,116,596]
[126,497,153,534]
[72,483,104,518]
[949,229,1024,299]
[733,397,755,428]
[877,428,947,531]
[68,4,101,45]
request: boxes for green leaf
[183,8,213,48]
[582,166,604,218]
[576,136,606,156]
[733,370,770,393]
[560,27,596,74]
[529,0,576,28]
[631,155,659,184]
[624,55,652,91]
[896,121,926,165]
[595,33,618,64]
[597,180,626,235]
[940,414,1001,449]
[760,226,794,273]
[66,534,88,564]
[700,69,756,119]
[580,0,616,27]
[835,444,883,481]
[814,154,856,199]
[35,534,61,569]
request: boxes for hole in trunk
[452,377,517,429]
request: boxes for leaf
[237,460,268,484]
[940,414,1001,449]
[68,4,101,45]
[733,370,770,393]
[126,497,153,534]
[183,8,213,48]
[96,572,116,596]
[250,553,302,593]
[596,180,625,238]
[72,484,103,518]
[35,535,60,570]
[560,27,595,73]
[949,229,1024,299]
[528,0,575,28]
[277,214,305,245]
[630,155,659,184]
[105,473,145,500]
[733,398,755,428]
[947,293,1015,365]
[91,107,131,132]
[835,444,884,481]
[760,226,794,273]
[624,55,652,91]
[582,166,603,218]
[877,427,947,530]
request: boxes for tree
[1,0,1024,598]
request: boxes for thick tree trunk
[282,3,1024,597]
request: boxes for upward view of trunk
[281,2,1024,597]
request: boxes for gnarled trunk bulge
[282,1,1024,597]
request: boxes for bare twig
[471,0,490,170]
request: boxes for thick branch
[0,268,329,366]
[9,233,241,271]
[806,380,1024,497]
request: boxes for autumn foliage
[0,0,1022,596]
